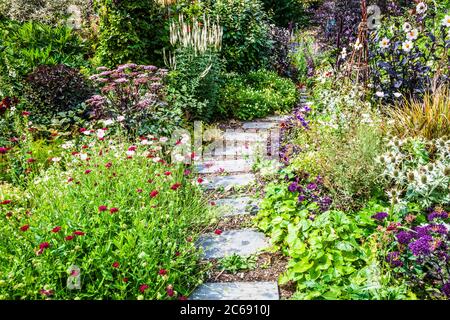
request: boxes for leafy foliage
[218,254,257,274]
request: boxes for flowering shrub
[87,64,182,137]
[379,136,450,210]
[369,2,450,101]
[380,207,450,299]
[0,130,213,299]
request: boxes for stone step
[204,173,255,190]
[223,132,268,142]
[242,122,279,130]
[259,115,290,122]
[190,281,279,300]
[202,144,259,159]
[196,159,254,174]
[214,197,259,216]
[198,229,270,259]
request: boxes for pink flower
[110,207,119,214]
[128,146,137,151]
[98,205,108,212]
[105,162,112,168]
[20,224,30,232]
[39,289,54,297]
[0,147,8,154]
[159,269,167,276]
[51,226,61,233]
[184,169,191,176]
[112,261,120,268]
[170,183,182,190]
[139,284,149,293]
[166,285,174,297]
[214,229,222,235]
[27,158,36,163]
[164,171,171,176]
[137,188,143,193]
[85,170,92,174]
[150,190,159,198]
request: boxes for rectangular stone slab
[223,132,267,142]
[204,174,255,190]
[242,122,279,130]
[198,229,270,259]
[214,197,259,216]
[189,281,279,300]
[196,159,254,174]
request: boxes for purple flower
[288,182,299,193]
[298,195,306,202]
[371,212,388,221]
[428,211,449,221]
[386,251,403,268]
[306,183,317,191]
[408,235,437,256]
[442,283,450,297]
[396,231,414,245]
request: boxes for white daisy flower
[402,40,414,52]
[375,91,385,98]
[442,15,450,27]
[79,153,88,161]
[103,119,114,126]
[416,2,427,14]
[97,129,106,139]
[402,22,412,33]
[406,28,419,40]
[379,37,390,49]
[51,157,61,162]
[126,150,135,157]
[394,92,402,98]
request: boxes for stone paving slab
[204,173,255,190]
[242,122,279,130]
[223,132,268,142]
[198,229,270,259]
[203,144,259,159]
[259,115,290,122]
[196,159,254,174]
[190,281,279,300]
[215,197,259,216]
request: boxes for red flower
[112,261,120,268]
[51,226,61,233]
[37,242,50,255]
[210,201,216,206]
[67,177,74,183]
[139,284,149,293]
[98,205,108,212]
[147,179,153,184]
[27,158,36,163]
[123,277,128,283]
[79,128,87,133]
[21,111,30,116]
[158,269,167,276]
[0,147,8,154]
[214,229,222,235]
[74,231,85,236]
[85,169,92,174]
[105,162,112,168]
[6,211,12,218]
[71,151,79,156]
[170,183,182,190]
[184,169,191,176]
[110,207,119,214]
[197,178,204,184]
[1,200,12,205]
[20,224,30,232]
[150,190,159,198]
[128,145,137,151]
[166,285,174,297]
[65,235,74,241]
[175,252,181,257]
[137,188,143,193]
[82,145,88,149]
[164,171,171,176]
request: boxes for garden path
[189,91,308,300]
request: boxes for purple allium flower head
[371,212,388,221]
[396,231,414,245]
[386,251,403,268]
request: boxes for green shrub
[0,20,89,97]
[206,0,273,72]
[94,0,166,68]
[24,64,93,128]
[261,0,314,27]
[219,70,298,120]
[0,135,213,299]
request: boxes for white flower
[402,22,412,33]
[173,154,185,162]
[402,40,414,52]
[353,39,363,50]
[159,137,169,143]
[394,92,402,98]
[126,150,135,157]
[62,142,74,150]
[97,129,106,139]
[117,116,125,122]
[442,15,450,28]
[416,2,427,14]
[141,139,152,146]
[152,157,161,163]
[103,119,114,126]
[379,37,390,49]
[406,28,419,40]
[51,157,61,162]
[153,146,162,151]
[340,48,347,59]
[83,130,91,136]
[375,91,385,98]
[79,153,88,161]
